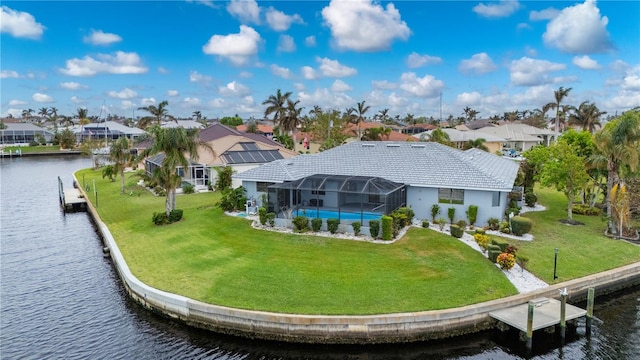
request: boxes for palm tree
[547,86,572,142]
[77,108,90,141]
[421,128,451,146]
[109,137,132,194]
[22,108,34,122]
[262,89,291,135]
[377,108,389,123]
[569,101,605,133]
[353,100,370,140]
[463,138,489,151]
[282,99,303,150]
[590,110,640,236]
[192,110,202,122]
[137,100,176,129]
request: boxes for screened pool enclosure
[267,174,406,224]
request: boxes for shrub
[214,166,234,192]
[474,228,486,235]
[524,191,537,207]
[497,253,516,270]
[258,207,267,225]
[450,224,463,238]
[327,218,339,234]
[381,215,393,240]
[499,221,511,234]
[491,238,509,252]
[392,207,415,227]
[487,217,500,231]
[351,221,361,236]
[431,204,441,223]
[169,209,183,223]
[572,204,601,216]
[447,207,456,224]
[182,183,195,194]
[217,186,246,212]
[456,220,467,230]
[473,233,490,250]
[505,199,521,218]
[311,218,323,232]
[152,212,169,225]
[292,216,309,232]
[510,216,532,236]
[369,220,380,238]
[505,245,518,255]
[422,220,429,228]
[488,245,502,263]
[466,205,478,228]
[436,218,447,231]
[391,212,407,229]
[266,212,276,227]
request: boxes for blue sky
[1,0,639,120]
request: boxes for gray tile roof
[235,141,520,191]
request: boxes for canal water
[1,156,638,359]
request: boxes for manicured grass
[2,145,65,153]
[491,187,640,284]
[77,168,516,315]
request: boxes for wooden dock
[58,176,87,212]
[489,297,586,332]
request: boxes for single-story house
[476,123,554,151]
[73,121,146,142]
[0,122,55,145]
[234,141,520,228]
[413,128,506,154]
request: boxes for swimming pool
[294,208,382,221]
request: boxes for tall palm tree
[262,89,291,135]
[590,110,640,236]
[353,100,370,140]
[569,101,606,133]
[547,86,572,142]
[463,138,489,151]
[192,110,202,122]
[377,108,389,123]
[109,137,132,194]
[282,99,303,150]
[137,100,176,129]
[421,128,451,146]
[77,108,90,141]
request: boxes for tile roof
[413,128,506,142]
[235,141,520,191]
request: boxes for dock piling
[586,287,595,336]
[526,301,534,351]
[560,288,567,342]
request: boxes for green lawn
[2,145,69,153]
[77,169,640,315]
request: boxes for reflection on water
[1,156,638,359]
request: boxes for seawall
[80,177,640,344]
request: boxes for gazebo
[267,174,406,224]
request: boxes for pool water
[295,208,382,221]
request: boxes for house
[73,121,146,142]
[161,120,206,129]
[476,123,554,151]
[413,128,506,154]
[234,141,520,227]
[0,122,55,145]
[235,123,275,139]
[344,121,415,141]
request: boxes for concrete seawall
[81,179,640,344]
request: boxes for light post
[553,248,559,280]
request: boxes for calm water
[295,208,382,221]
[1,156,639,359]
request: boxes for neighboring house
[0,122,55,145]
[476,123,554,151]
[161,120,205,129]
[234,141,520,227]
[413,128,506,154]
[73,121,146,142]
[344,121,415,141]
[401,123,437,134]
[235,123,275,139]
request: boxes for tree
[282,99,303,150]
[77,108,89,142]
[192,110,202,122]
[569,101,605,133]
[220,115,243,127]
[610,183,631,238]
[591,110,640,235]
[262,89,291,134]
[22,108,34,122]
[463,107,479,122]
[421,128,451,146]
[547,86,572,142]
[137,100,176,129]
[352,100,370,140]
[463,138,488,151]
[377,108,389,123]
[109,137,133,194]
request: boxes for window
[257,182,274,192]
[492,192,500,207]
[311,190,326,195]
[438,188,464,204]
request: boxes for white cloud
[330,80,352,92]
[60,81,87,90]
[277,34,295,52]
[399,72,445,98]
[318,57,357,77]
[525,46,537,57]
[543,0,612,54]
[140,98,156,106]
[0,6,45,39]
[157,66,169,74]
[293,82,306,91]
[183,97,201,106]
[1,70,19,78]
[407,52,442,68]
[321,0,410,52]
[458,52,497,74]
[32,93,53,103]
[270,64,294,79]
[573,55,601,70]
[189,70,212,83]
[509,57,566,86]
[6,108,22,118]
[455,91,483,106]
[83,29,122,45]
[298,88,353,110]
[372,80,397,90]
[167,90,179,97]
[121,100,136,109]
[530,8,559,21]
[265,6,303,31]
[209,98,226,108]
[301,66,317,80]
[305,36,316,47]
[473,0,520,18]
[202,25,262,65]
[621,67,640,91]
[227,0,260,24]
[70,96,84,104]
[107,88,137,99]
[219,81,251,97]
[60,51,147,76]
[8,99,27,106]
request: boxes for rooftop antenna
[439,92,443,123]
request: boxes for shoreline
[78,174,640,344]
[1,150,82,157]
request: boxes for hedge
[381,215,393,240]
[511,216,532,236]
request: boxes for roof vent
[386,144,400,148]
[362,143,375,147]
[410,144,426,148]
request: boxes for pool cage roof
[269,174,405,195]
